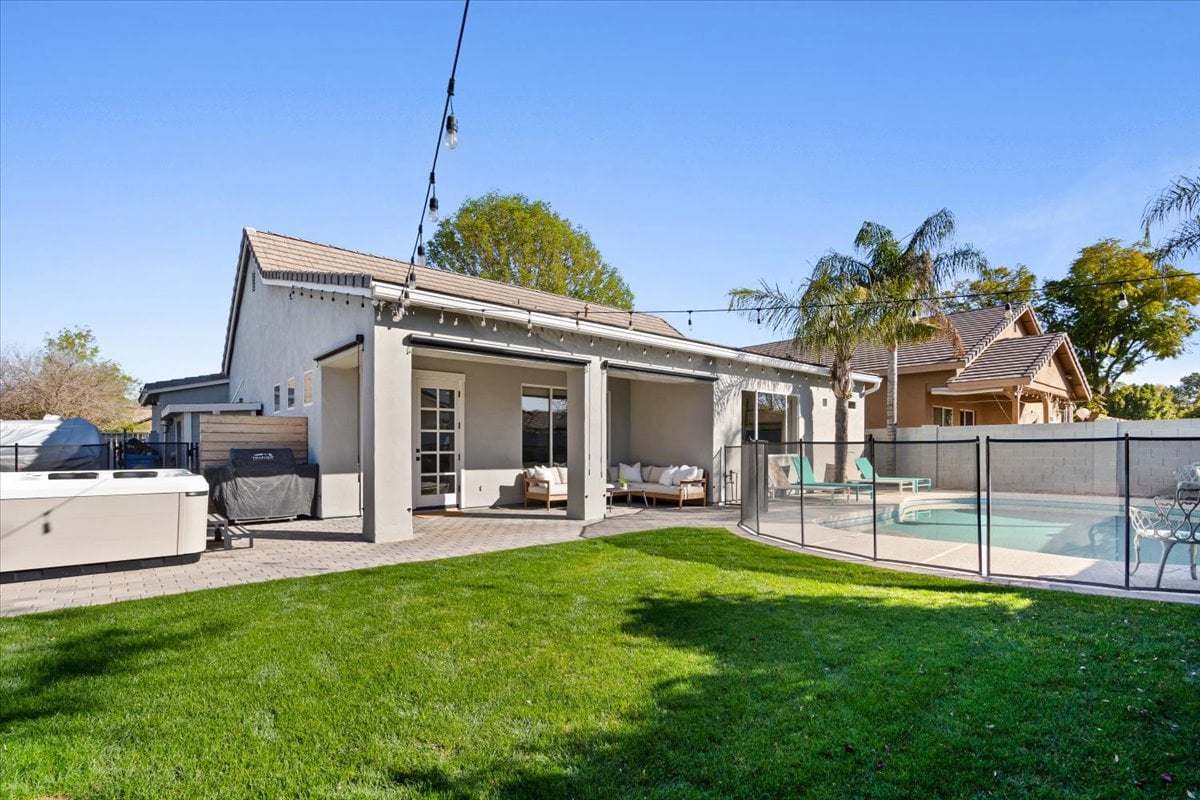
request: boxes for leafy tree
[942,264,1036,313]
[816,210,986,441]
[1172,372,1200,407]
[1104,383,1178,420]
[729,264,873,481]
[427,192,634,308]
[1038,239,1200,397]
[0,326,138,429]
[1142,171,1200,262]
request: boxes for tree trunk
[833,360,854,482]
[887,341,898,441]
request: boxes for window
[273,384,281,413]
[303,371,313,405]
[522,386,568,466]
[742,391,792,442]
[934,406,953,426]
[287,377,296,410]
[959,409,976,426]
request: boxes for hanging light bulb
[526,313,533,336]
[559,332,565,343]
[910,305,919,321]
[444,114,458,149]
[428,196,439,224]
[439,309,445,325]
[756,309,762,325]
[687,311,693,330]
[416,244,426,266]
[452,316,459,327]
[492,321,498,333]
[589,337,595,347]
[1117,290,1130,310]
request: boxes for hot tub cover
[204,448,318,523]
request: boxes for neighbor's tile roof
[947,333,1070,385]
[245,229,683,339]
[141,373,228,393]
[742,303,1033,373]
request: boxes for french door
[413,371,464,509]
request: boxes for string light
[444,114,459,150]
[416,244,426,266]
[428,195,439,224]
[526,312,534,336]
[453,316,459,327]
[687,310,693,330]
[1117,290,1130,310]
[439,309,445,324]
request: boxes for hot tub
[0,469,210,575]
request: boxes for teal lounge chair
[791,456,874,501]
[855,456,932,493]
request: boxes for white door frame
[413,370,465,509]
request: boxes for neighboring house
[746,303,1091,429]
[138,373,260,445]
[144,228,880,541]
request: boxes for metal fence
[1,441,198,473]
[739,434,1199,595]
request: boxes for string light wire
[406,0,470,286]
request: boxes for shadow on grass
[383,581,1195,798]
[0,616,232,730]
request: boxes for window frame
[521,384,569,467]
[933,405,954,426]
[303,371,313,406]
[959,409,976,426]
[273,384,281,413]
[742,390,795,443]
[287,377,296,410]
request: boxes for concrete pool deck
[751,489,1200,594]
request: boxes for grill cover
[204,448,318,523]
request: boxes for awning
[602,361,718,384]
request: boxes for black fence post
[984,436,992,578]
[1123,433,1131,590]
[868,434,877,561]
[798,439,806,547]
[975,436,982,575]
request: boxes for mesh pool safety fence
[739,434,1199,595]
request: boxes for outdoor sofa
[521,463,708,509]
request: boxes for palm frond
[932,244,987,284]
[853,222,895,257]
[1154,217,1200,263]
[905,208,956,255]
[1142,173,1200,229]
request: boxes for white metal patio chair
[1129,503,1198,589]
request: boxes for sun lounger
[855,457,932,493]
[791,456,874,501]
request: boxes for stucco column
[362,323,413,542]
[567,358,606,521]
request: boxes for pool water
[831,500,1194,565]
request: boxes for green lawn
[1,528,1197,799]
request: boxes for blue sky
[2,0,1198,388]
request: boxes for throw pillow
[619,462,642,483]
[533,466,556,484]
[678,466,703,483]
[555,466,569,485]
[644,465,661,483]
[659,466,679,486]
[608,466,619,482]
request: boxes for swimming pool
[827,498,1195,565]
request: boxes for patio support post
[1123,433,1131,589]
[362,324,414,542]
[566,357,606,521]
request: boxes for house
[745,303,1091,428]
[138,373,260,446]
[144,227,880,541]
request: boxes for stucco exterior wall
[225,258,371,468]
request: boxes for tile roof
[742,303,1035,373]
[245,229,683,339]
[947,333,1069,385]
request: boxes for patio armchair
[855,457,932,493]
[522,466,568,510]
[1129,503,1198,589]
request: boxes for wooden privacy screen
[198,416,308,470]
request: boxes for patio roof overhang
[407,335,592,369]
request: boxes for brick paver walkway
[0,506,740,617]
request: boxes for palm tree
[729,261,873,481]
[827,210,985,441]
[1142,171,1200,262]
